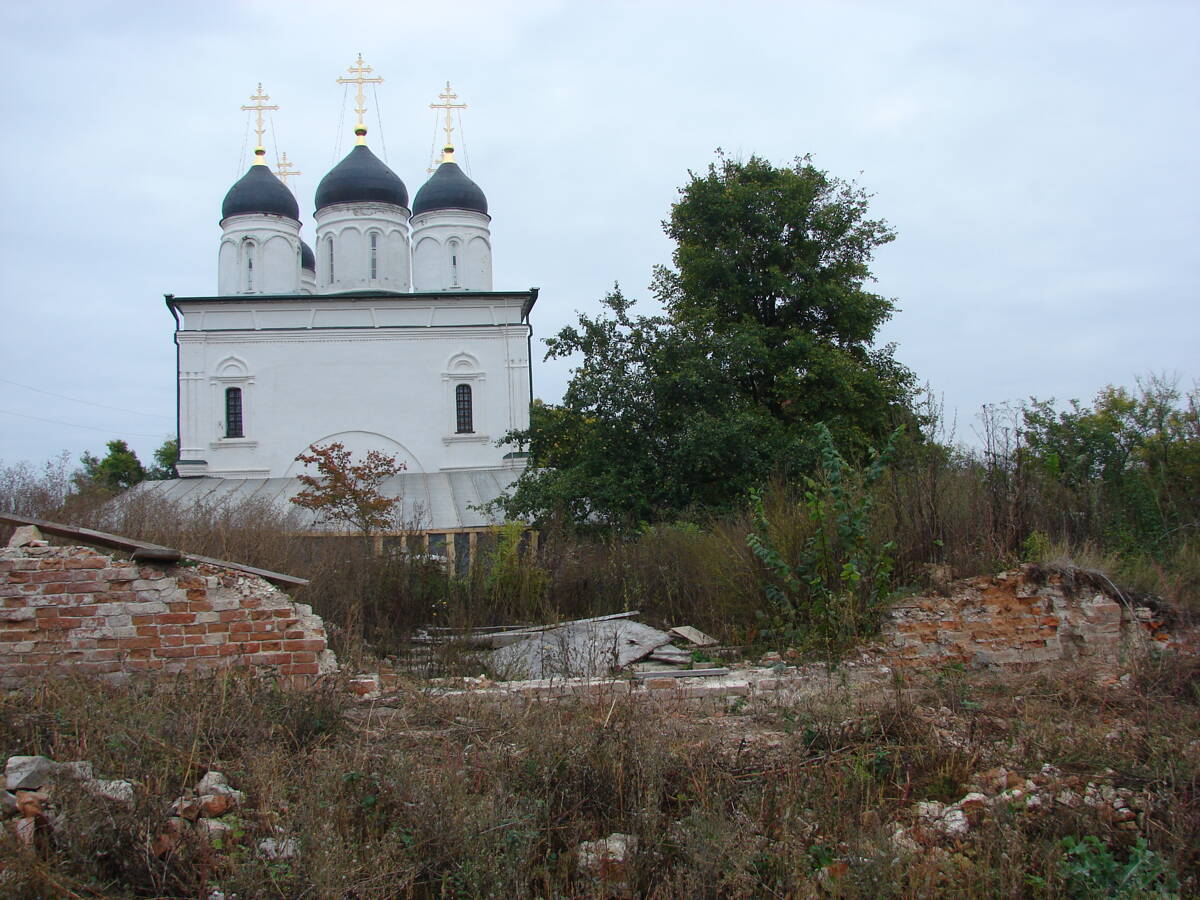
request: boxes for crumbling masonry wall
[0,543,336,689]
[879,565,1170,667]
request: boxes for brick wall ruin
[0,541,336,690]
[878,565,1171,668]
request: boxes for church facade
[143,70,534,535]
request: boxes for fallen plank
[415,611,643,647]
[631,667,731,679]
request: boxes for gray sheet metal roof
[128,466,524,532]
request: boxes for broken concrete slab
[6,525,43,548]
[647,644,693,665]
[493,619,674,679]
[668,625,717,647]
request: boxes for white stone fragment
[6,755,56,791]
[258,836,299,860]
[88,779,135,804]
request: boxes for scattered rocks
[2,752,251,861]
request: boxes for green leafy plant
[746,423,899,658]
[1056,835,1179,898]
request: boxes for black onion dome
[222,164,299,221]
[315,145,408,211]
[412,161,488,216]
[300,240,315,271]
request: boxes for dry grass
[2,654,1197,898]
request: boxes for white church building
[138,66,535,546]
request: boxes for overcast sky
[1,0,1197,469]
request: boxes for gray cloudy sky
[1,0,1197,468]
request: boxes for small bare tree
[290,442,405,545]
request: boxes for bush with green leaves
[746,423,899,657]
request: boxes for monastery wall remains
[0,534,336,691]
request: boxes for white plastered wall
[175,294,531,479]
[217,214,302,295]
[314,203,411,292]
[409,209,492,291]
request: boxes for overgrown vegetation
[2,657,1197,897]
[1,377,1196,664]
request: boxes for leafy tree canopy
[502,153,916,528]
[290,441,406,538]
[148,438,179,480]
[74,440,146,494]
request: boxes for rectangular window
[455,383,473,433]
[225,387,244,438]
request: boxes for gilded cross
[275,152,301,186]
[240,83,279,149]
[430,81,467,152]
[337,54,384,128]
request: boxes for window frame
[224,387,244,438]
[455,383,473,434]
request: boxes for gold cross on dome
[337,53,384,128]
[275,152,301,186]
[240,83,279,148]
[430,81,467,152]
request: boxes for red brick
[193,645,219,658]
[288,651,317,663]
[279,662,319,675]
[249,610,273,621]
[182,624,207,635]
[206,623,230,634]
[156,613,194,625]
[283,639,325,653]
[65,582,104,593]
[59,606,99,617]
[124,658,164,671]
[155,646,195,659]
[118,637,158,650]
[64,557,106,570]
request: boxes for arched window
[455,384,473,433]
[369,232,379,280]
[326,237,335,284]
[225,387,244,438]
[448,239,460,288]
[244,241,255,292]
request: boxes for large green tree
[503,154,916,528]
[74,440,146,494]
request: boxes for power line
[0,409,167,439]
[0,378,173,420]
